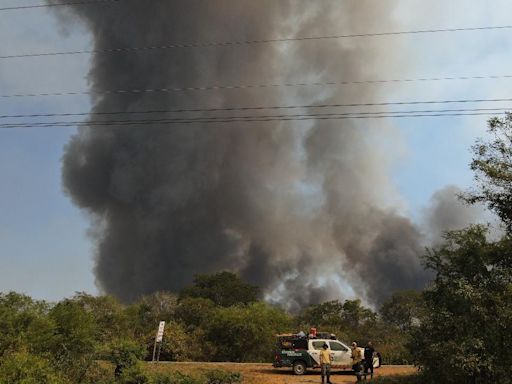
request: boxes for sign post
[152,321,166,363]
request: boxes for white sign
[156,321,165,342]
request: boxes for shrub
[0,350,69,384]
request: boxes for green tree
[205,302,291,362]
[341,299,376,329]
[125,292,178,339]
[48,300,98,382]
[380,290,426,332]
[410,226,512,383]
[72,292,129,344]
[0,292,51,355]
[297,300,344,328]
[174,297,216,329]
[466,113,512,232]
[179,272,259,307]
[0,350,69,384]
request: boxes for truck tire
[293,361,307,375]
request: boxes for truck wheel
[293,361,306,375]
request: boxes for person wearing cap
[350,341,363,376]
[319,343,333,384]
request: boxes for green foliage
[298,299,376,330]
[205,302,291,362]
[297,300,345,328]
[380,290,426,332]
[466,113,512,232]
[0,350,69,384]
[0,271,426,380]
[0,292,51,355]
[109,338,146,368]
[48,299,98,381]
[203,370,241,384]
[179,272,259,307]
[125,292,178,339]
[175,297,216,329]
[73,292,130,344]
[410,226,512,383]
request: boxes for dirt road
[147,362,416,384]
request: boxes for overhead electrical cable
[1,110,510,129]
[3,98,512,120]
[1,24,512,57]
[4,74,512,99]
[2,107,511,121]
[0,0,130,12]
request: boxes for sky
[1,0,512,302]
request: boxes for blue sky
[1,0,512,301]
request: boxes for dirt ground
[146,362,417,384]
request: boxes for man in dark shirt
[363,341,375,378]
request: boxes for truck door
[328,341,352,367]
[308,340,326,366]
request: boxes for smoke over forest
[48,0,484,310]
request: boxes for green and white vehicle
[273,336,380,375]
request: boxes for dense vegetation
[3,115,512,383]
[0,271,419,383]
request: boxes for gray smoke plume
[49,0,457,308]
[423,185,494,244]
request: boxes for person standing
[350,341,363,377]
[363,341,375,379]
[320,343,333,384]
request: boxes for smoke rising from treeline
[48,0,483,309]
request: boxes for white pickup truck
[274,337,380,375]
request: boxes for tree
[410,226,512,383]
[204,302,291,362]
[0,292,51,355]
[174,297,216,329]
[179,272,259,307]
[0,350,69,384]
[48,300,98,382]
[297,300,345,328]
[380,290,426,332]
[341,299,376,329]
[125,291,178,339]
[466,113,512,232]
[72,292,130,344]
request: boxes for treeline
[0,271,422,383]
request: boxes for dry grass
[144,362,417,384]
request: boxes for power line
[0,0,128,12]
[3,98,512,121]
[2,24,512,58]
[1,110,509,129]
[2,107,511,121]
[4,74,512,99]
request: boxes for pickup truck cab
[273,337,380,375]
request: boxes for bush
[411,226,512,383]
[205,302,291,362]
[203,369,241,384]
[0,350,69,384]
[109,338,146,368]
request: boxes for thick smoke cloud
[423,185,492,244]
[49,0,461,308]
